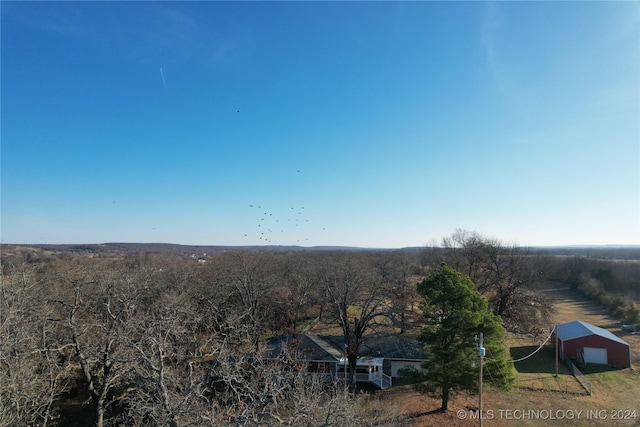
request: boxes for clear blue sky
[2,1,638,248]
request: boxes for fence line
[565,358,592,395]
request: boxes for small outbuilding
[553,320,632,368]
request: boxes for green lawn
[506,334,586,395]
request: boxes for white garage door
[583,347,608,365]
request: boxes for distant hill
[531,245,640,260]
[1,242,417,257]
[2,243,638,260]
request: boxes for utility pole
[555,324,559,377]
[476,332,485,427]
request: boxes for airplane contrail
[160,68,166,89]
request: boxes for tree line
[542,252,640,326]
[2,233,637,426]
[1,249,421,426]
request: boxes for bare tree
[1,247,412,426]
[0,256,69,426]
[282,372,366,427]
[317,252,386,390]
[197,337,367,426]
[441,229,488,287]
[273,253,322,335]
[436,230,552,332]
[50,261,143,427]
[372,251,416,334]
[208,251,278,350]
[124,287,215,427]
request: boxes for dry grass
[539,283,640,368]
[350,283,640,427]
[506,333,586,395]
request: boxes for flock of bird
[240,169,329,245]
[244,204,316,244]
[244,203,326,245]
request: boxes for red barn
[554,320,632,368]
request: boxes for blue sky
[2,1,638,248]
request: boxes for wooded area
[1,234,638,426]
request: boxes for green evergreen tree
[408,263,514,410]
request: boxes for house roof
[266,334,338,361]
[266,333,428,362]
[321,334,427,360]
[556,320,629,346]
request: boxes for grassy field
[367,283,640,427]
[507,335,586,395]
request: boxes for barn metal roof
[556,320,629,346]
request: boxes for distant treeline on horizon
[3,242,640,260]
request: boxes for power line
[486,326,556,364]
